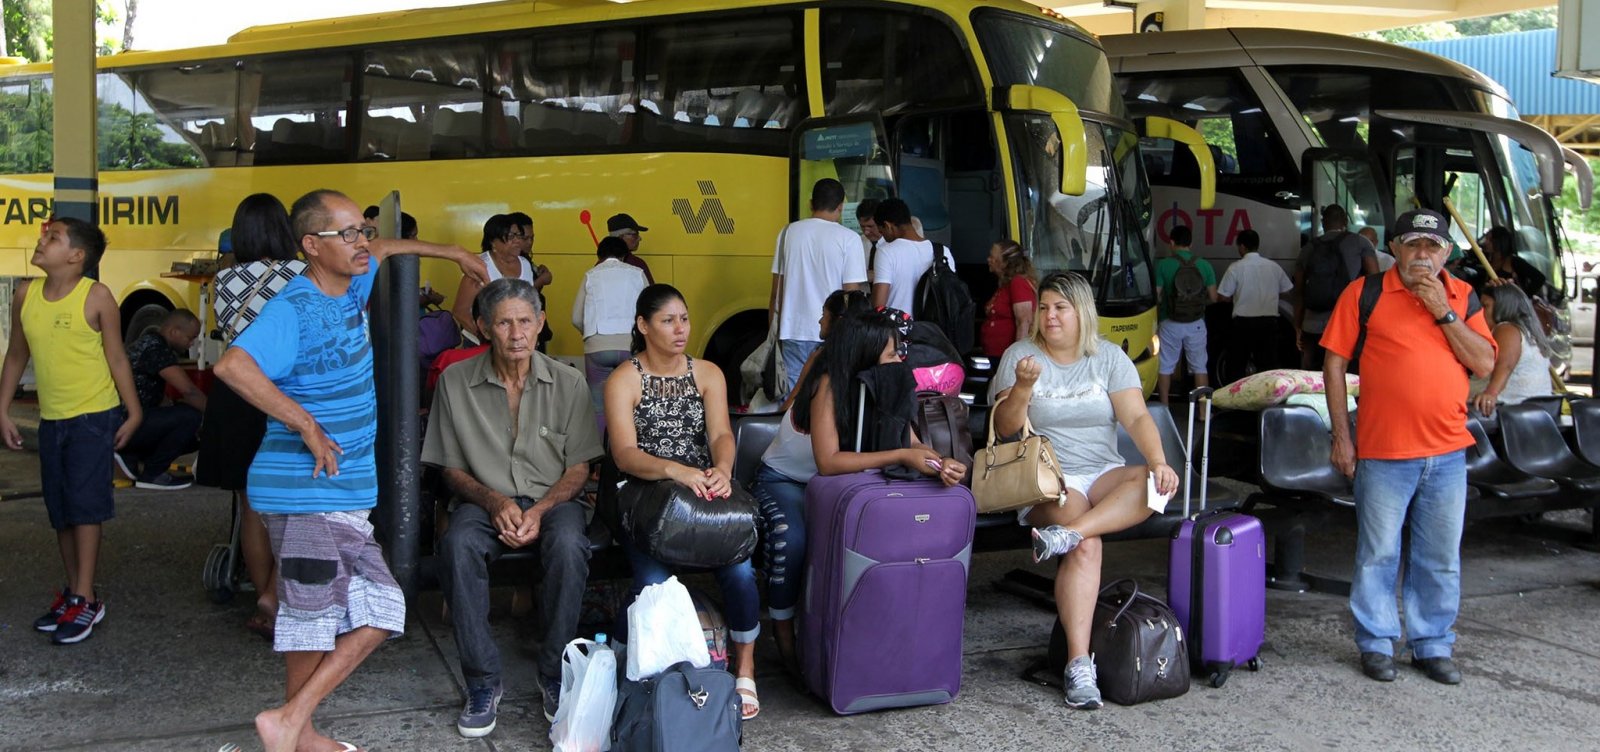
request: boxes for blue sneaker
[541,674,563,723]
[456,683,502,738]
[51,596,105,645]
[33,588,70,632]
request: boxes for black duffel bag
[1052,578,1188,705]
[603,467,758,570]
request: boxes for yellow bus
[0,0,1190,390]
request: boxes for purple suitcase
[799,470,976,714]
[1167,388,1265,687]
[1169,509,1266,687]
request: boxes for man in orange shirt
[1321,209,1495,686]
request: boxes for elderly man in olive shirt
[422,278,603,738]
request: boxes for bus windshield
[976,11,1153,311]
[1270,66,1565,299]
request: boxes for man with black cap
[607,213,654,284]
[1319,208,1496,688]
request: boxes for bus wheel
[123,303,171,348]
[705,313,768,405]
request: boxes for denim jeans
[618,543,761,645]
[753,464,808,620]
[584,349,630,436]
[122,403,201,481]
[1350,450,1467,659]
[439,498,591,687]
[780,339,822,397]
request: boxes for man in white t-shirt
[770,178,868,393]
[1216,229,1293,382]
[871,198,953,314]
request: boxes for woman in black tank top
[603,284,762,720]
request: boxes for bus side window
[639,13,800,153]
[821,9,979,117]
[494,29,637,154]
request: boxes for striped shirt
[230,264,377,514]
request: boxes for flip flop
[333,743,360,752]
[244,612,275,641]
[734,677,760,721]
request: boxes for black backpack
[913,242,976,355]
[1169,256,1209,323]
[1303,232,1353,312]
[1349,272,1481,371]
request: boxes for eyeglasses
[310,226,378,244]
[505,230,529,240]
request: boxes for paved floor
[1,470,1597,751]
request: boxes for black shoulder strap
[1349,273,1385,365]
[929,242,947,275]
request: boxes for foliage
[1363,7,1557,44]
[0,85,202,173]
[3,0,124,62]
[1556,157,1600,242]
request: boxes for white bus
[1105,28,1594,370]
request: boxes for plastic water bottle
[595,632,608,647]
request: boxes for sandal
[734,677,760,720]
[244,611,275,641]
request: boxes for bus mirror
[1145,116,1216,210]
[1377,109,1565,196]
[1000,85,1088,197]
[1562,145,1593,211]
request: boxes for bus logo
[672,180,735,235]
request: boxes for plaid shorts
[263,510,407,653]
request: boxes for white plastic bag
[625,576,711,681]
[550,638,617,752]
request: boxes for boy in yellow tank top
[0,217,142,645]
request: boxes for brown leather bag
[970,394,1068,514]
[912,391,973,484]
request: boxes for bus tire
[123,302,172,348]
[704,312,768,405]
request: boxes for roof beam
[1207,0,1456,16]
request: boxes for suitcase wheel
[1208,668,1230,688]
[204,543,236,604]
[1247,657,1263,672]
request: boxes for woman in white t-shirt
[572,236,649,429]
[988,272,1177,711]
[1471,283,1553,415]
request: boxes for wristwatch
[1435,310,1459,325]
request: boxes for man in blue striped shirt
[216,189,485,752]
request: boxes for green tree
[3,1,124,62]
[1365,7,1557,43]
[1555,157,1600,240]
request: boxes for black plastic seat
[1257,404,1353,506]
[1569,398,1600,467]
[1497,403,1600,492]
[1465,417,1561,500]
[732,413,783,489]
[1116,402,1237,512]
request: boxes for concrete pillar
[1136,0,1209,31]
[51,0,99,251]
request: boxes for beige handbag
[971,395,1069,514]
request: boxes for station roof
[1404,29,1600,116]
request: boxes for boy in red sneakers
[0,217,142,644]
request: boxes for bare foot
[255,707,302,752]
[295,726,339,752]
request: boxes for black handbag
[615,478,759,570]
[1081,579,1190,705]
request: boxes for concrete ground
[1,461,1598,751]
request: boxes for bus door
[791,116,895,230]
[1301,148,1386,242]
[892,109,1009,298]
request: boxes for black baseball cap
[1392,209,1451,247]
[607,213,648,233]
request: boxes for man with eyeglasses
[215,189,487,752]
[606,212,654,284]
